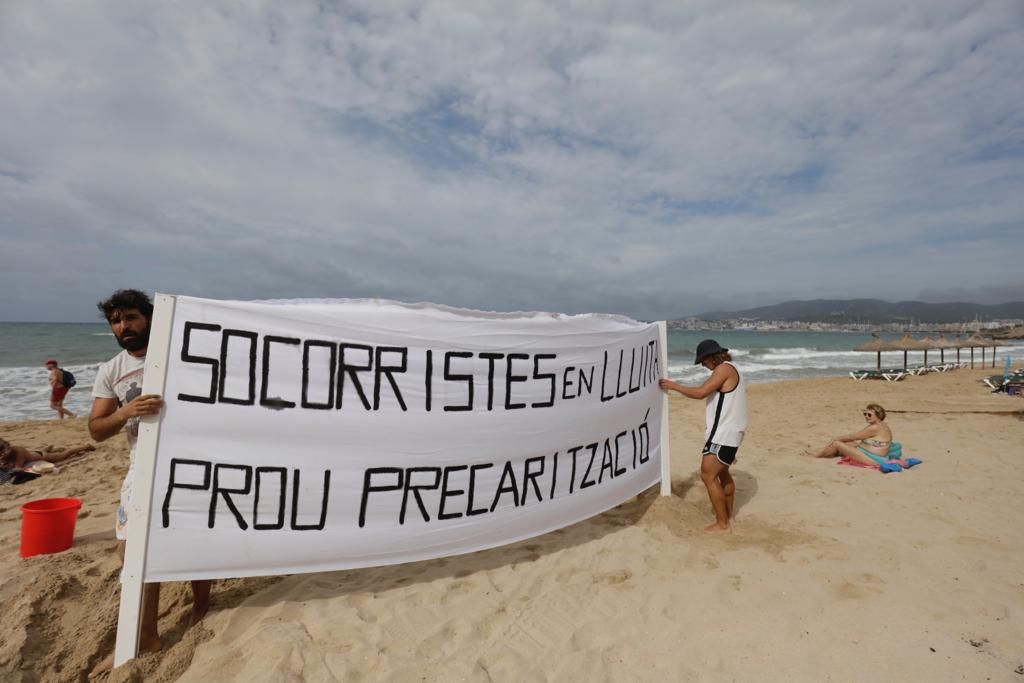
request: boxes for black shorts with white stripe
[702,442,738,466]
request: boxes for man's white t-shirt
[92,350,146,539]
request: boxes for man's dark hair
[97,289,154,322]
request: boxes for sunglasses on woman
[862,411,874,417]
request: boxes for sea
[1,322,1020,423]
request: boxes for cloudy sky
[2,1,1022,322]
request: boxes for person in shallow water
[45,359,76,420]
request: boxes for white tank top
[703,361,748,448]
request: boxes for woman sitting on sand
[810,403,894,466]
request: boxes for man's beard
[117,325,151,352]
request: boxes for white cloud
[1,0,1021,321]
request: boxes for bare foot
[704,522,732,534]
[88,635,161,679]
[189,601,210,627]
[189,580,213,626]
[88,653,114,680]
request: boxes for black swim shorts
[702,442,738,466]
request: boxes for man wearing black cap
[659,339,748,533]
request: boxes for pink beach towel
[837,456,878,469]
[837,456,921,471]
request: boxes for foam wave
[741,363,804,373]
[665,345,1017,384]
[672,346,869,361]
[754,349,865,360]
[1,339,1018,421]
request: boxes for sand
[2,366,1023,682]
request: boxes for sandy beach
[2,366,1022,682]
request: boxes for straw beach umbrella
[917,337,937,366]
[854,335,898,370]
[932,335,955,364]
[957,335,984,368]
[961,335,981,368]
[951,336,971,365]
[894,335,931,370]
[966,335,998,368]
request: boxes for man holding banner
[99,293,668,672]
[659,339,747,534]
[87,289,212,679]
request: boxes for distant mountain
[694,299,1024,324]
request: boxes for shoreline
[3,363,1019,428]
[2,368,1022,681]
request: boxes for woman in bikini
[810,403,894,466]
[0,437,96,473]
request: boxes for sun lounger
[925,363,959,373]
[881,369,907,382]
[983,375,1007,390]
[849,368,908,381]
[984,370,1024,391]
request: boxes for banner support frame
[658,321,672,496]
[114,293,177,668]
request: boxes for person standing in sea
[45,359,76,419]
[86,289,212,679]
[658,339,748,533]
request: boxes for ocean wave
[754,353,875,363]
[1,340,1018,421]
[671,347,870,361]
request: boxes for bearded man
[87,288,212,678]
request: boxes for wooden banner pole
[114,294,177,667]
[658,321,672,497]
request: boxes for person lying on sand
[0,437,96,472]
[808,403,894,466]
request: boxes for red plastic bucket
[20,497,82,558]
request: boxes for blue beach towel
[837,442,923,473]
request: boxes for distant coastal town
[667,298,1024,337]
[668,317,1024,337]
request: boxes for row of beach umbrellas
[854,334,1000,370]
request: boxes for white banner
[141,296,663,581]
